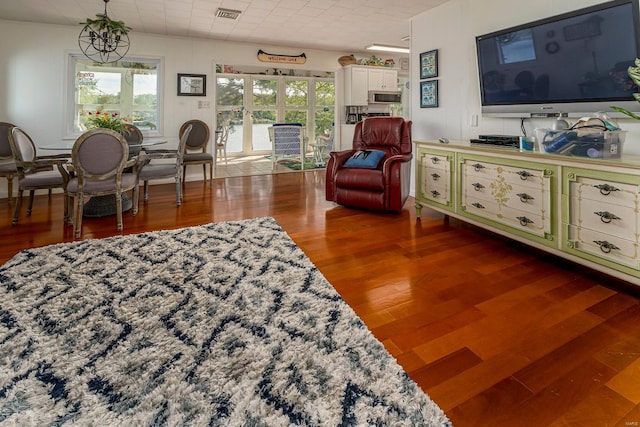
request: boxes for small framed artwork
[420,80,438,108]
[177,73,207,96]
[420,49,438,79]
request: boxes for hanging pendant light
[78,0,131,63]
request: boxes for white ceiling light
[366,44,410,54]
[216,8,242,19]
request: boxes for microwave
[369,91,401,104]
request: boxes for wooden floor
[1,172,640,427]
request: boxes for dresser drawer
[464,175,546,214]
[462,160,545,191]
[423,153,449,171]
[566,225,639,269]
[569,196,638,240]
[569,176,639,209]
[464,194,548,237]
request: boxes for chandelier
[78,0,130,63]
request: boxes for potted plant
[80,14,131,38]
[611,58,640,120]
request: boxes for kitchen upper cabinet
[343,66,368,106]
[368,68,397,91]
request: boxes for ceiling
[0,0,450,55]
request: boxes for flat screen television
[476,0,640,118]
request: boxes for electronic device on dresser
[470,134,520,148]
[475,0,640,118]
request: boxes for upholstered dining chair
[180,119,213,181]
[8,126,70,225]
[123,124,144,158]
[67,128,141,238]
[0,122,17,202]
[138,124,192,205]
[325,117,413,213]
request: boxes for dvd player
[470,134,519,148]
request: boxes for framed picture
[420,80,438,108]
[177,73,206,96]
[420,49,438,79]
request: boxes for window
[67,54,162,137]
[216,72,334,156]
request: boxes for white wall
[0,19,349,198]
[410,0,640,153]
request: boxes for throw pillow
[343,149,385,169]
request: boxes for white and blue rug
[0,217,451,426]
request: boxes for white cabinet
[343,66,368,106]
[368,68,397,91]
[417,147,454,211]
[563,167,640,271]
[343,66,399,106]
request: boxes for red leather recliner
[325,117,413,212]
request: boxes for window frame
[65,53,164,139]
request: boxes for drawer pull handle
[516,216,534,227]
[431,173,440,181]
[593,183,620,196]
[471,202,485,209]
[517,193,534,203]
[594,211,621,224]
[430,190,440,198]
[472,182,485,191]
[594,240,620,254]
[472,163,485,172]
[430,157,440,164]
[516,170,534,180]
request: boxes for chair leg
[202,164,207,181]
[175,176,181,206]
[63,192,69,223]
[12,190,23,225]
[26,190,35,216]
[6,175,13,203]
[132,187,139,215]
[143,180,150,201]
[116,192,123,231]
[209,162,213,182]
[74,194,84,238]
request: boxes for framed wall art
[177,73,206,96]
[420,80,438,108]
[420,49,438,79]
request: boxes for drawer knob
[472,182,485,191]
[430,190,440,198]
[593,183,620,196]
[430,157,440,164]
[593,240,620,254]
[516,216,534,227]
[431,173,440,181]
[472,163,485,172]
[516,170,534,180]
[471,202,485,209]
[516,193,534,203]
[594,211,621,224]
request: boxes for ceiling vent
[216,8,242,19]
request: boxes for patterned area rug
[0,217,451,426]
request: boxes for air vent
[216,8,241,19]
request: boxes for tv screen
[476,0,640,117]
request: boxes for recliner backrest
[352,117,412,156]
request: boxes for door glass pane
[217,77,245,154]
[285,80,308,107]
[252,110,276,151]
[253,79,277,106]
[220,109,243,154]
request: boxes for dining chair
[0,122,17,203]
[8,126,71,225]
[215,119,230,165]
[123,124,144,158]
[138,124,192,205]
[67,128,141,238]
[180,119,213,181]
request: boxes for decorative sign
[257,49,306,64]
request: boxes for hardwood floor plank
[1,172,639,426]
